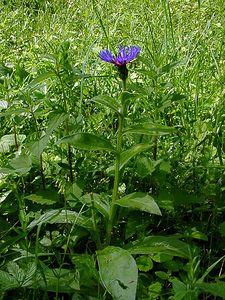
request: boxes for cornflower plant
[23,46,189,299]
[56,46,170,298]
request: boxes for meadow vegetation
[0,0,225,299]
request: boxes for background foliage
[0,0,225,299]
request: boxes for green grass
[0,0,225,299]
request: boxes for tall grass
[0,0,224,299]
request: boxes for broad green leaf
[0,134,26,152]
[31,112,67,158]
[25,190,58,205]
[116,193,162,215]
[124,123,176,136]
[127,83,154,96]
[65,182,83,202]
[23,71,56,91]
[136,157,161,178]
[121,91,140,105]
[197,282,225,299]
[120,143,151,169]
[158,60,183,75]
[6,261,36,288]
[57,133,115,152]
[22,262,37,287]
[0,107,30,117]
[97,246,138,300]
[148,282,162,299]
[155,271,170,280]
[36,268,80,292]
[127,236,190,258]
[28,209,93,230]
[136,255,153,272]
[9,154,32,175]
[89,95,119,113]
[171,278,190,300]
[81,193,110,218]
[0,270,19,291]
[71,254,98,288]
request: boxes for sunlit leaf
[127,236,190,258]
[116,193,162,215]
[0,134,26,153]
[158,60,183,75]
[57,133,115,151]
[124,123,176,136]
[31,112,67,158]
[0,100,8,109]
[89,95,119,113]
[9,154,32,175]
[136,255,153,272]
[23,71,56,91]
[120,143,151,169]
[28,209,93,230]
[25,190,58,205]
[81,193,110,218]
[97,246,138,300]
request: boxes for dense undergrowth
[0,0,225,299]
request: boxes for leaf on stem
[97,246,138,300]
[120,143,151,169]
[57,133,115,152]
[89,95,119,113]
[25,190,58,205]
[28,209,93,230]
[124,123,176,136]
[127,236,190,258]
[116,192,162,215]
[30,112,67,158]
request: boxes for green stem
[57,65,74,183]
[105,78,126,245]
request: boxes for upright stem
[13,124,19,151]
[105,78,126,245]
[40,154,46,190]
[57,68,74,183]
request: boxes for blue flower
[99,46,141,66]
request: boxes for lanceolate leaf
[23,71,56,91]
[81,193,110,218]
[116,193,162,215]
[97,246,138,300]
[31,112,67,158]
[25,190,58,205]
[127,236,190,258]
[120,144,151,169]
[158,60,183,75]
[197,282,225,299]
[57,133,115,152]
[124,123,176,136]
[28,209,93,230]
[89,95,119,113]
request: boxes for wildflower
[99,46,141,67]
[99,46,141,81]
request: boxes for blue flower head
[99,46,141,80]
